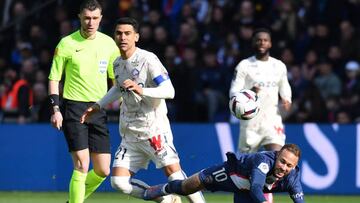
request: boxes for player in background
[48,0,119,202]
[143,143,305,203]
[80,17,205,203]
[229,28,292,203]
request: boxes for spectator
[327,45,346,81]
[341,61,360,121]
[31,82,50,122]
[301,49,318,81]
[287,82,328,123]
[0,68,33,124]
[196,48,227,122]
[152,25,171,62]
[339,20,360,61]
[336,110,352,124]
[314,59,342,100]
[172,46,199,122]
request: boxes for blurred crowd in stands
[0,0,360,124]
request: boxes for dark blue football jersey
[199,151,305,203]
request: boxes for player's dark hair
[252,27,271,39]
[80,0,102,13]
[280,143,301,159]
[115,17,139,33]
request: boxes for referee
[48,1,119,203]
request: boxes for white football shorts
[238,114,286,153]
[112,131,180,173]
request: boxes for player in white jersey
[229,28,292,203]
[80,17,205,203]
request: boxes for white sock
[168,171,206,203]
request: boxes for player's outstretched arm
[80,103,100,123]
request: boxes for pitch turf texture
[0,192,359,203]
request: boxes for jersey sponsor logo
[253,81,278,88]
[148,134,163,152]
[75,49,83,52]
[291,192,304,199]
[258,162,269,174]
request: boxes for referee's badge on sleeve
[99,60,108,74]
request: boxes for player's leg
[63,100,92,203]
[68,149,90,203]
[164,163,206,203]
[111,167,176,203]
[85,112,111,199]
[111,141,173,203]
[144,162,238,200]
[238,125,262,153]
[261,116,285,152]
[143,172,205,200]
[150,131,205,203]
[84,153,110,199]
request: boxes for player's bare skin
[180,173,205,194]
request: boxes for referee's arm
[49,80,62,130]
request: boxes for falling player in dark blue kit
[143,143,305,203]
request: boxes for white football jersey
[230,56,292,119]
[112,48,173,142]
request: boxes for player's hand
[51,111,63,130]
[123,79,143,95]
[251,85,260,93]
[80,103,100,124]
[281,99,291,112]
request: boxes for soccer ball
[229,89,259,120]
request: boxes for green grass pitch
[0,192,360,203]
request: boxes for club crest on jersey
[258,162,269,174]
[131,69,140,78]
[99,60,108,74]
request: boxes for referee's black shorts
[62,99,111,153]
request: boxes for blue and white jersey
[110,48,174,141]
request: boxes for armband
[49,94,60,106]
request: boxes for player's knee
[110,176,132,194]
[74,164,89,173]
[168,170,187,181]
[95,167,110,177]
